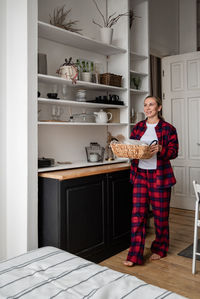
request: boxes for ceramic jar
[58,65,78,81]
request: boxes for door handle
[197,143,200,146]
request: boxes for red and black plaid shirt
[130,119,179,189]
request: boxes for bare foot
[149,253,161,261]
[123,261,135,267]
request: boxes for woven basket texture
[100,73,122,87]
[110,143,151,159]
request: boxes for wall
[0,0,7,260]
[27,0,38,253]
[149,0,179,57]
[149,0,197,57]
[197,0,200,49]
[0,0,37,260]
[179,0,197,54]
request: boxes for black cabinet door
[60,174,107,261]
[107,170,132,253]
[38,178,62,249]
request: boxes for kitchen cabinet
[107,170,132,255]
[38,166,132,263]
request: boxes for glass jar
[72,113,95,123]
[85,143,105,162]
[76,89,86,102]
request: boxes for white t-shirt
[138,122,158,170]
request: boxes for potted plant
[92,0,129,44]
[81,60,92,82]
[49,5,82,34]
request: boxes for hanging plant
[49,5,82,34]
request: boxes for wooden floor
[100,208,200,299]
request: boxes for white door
[162,52,200,210]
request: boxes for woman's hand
[149,144,162,156]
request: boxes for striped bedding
[0,247,187,299]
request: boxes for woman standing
[124,96,179,266]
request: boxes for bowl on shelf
[47,93,59,99]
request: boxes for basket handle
[110,138,119,143]
[149,140,158,146]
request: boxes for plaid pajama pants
[127,168,171,264]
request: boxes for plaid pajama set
[127,119,179,264]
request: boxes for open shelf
[130,70,148,76]
[38,74,127,92]
[130,88,148,94]
[38,98,127,109]
[130,51,148,60]
[38,21,127,56]
[38,121,128,126]
[38,158,129,173]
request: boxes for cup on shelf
[76,89,86,102]
[51,105,63,121]
[61,84,67,100]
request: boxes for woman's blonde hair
[144,95,165,121]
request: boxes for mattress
[0,246,187,299]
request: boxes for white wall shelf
[38,21,127,56]
[130,70,148,76]
[38,158,129,173]
[130,88,148,94]
[38,98,127,109]
[38,121,128,126]
[130,51,148,60]
[38,74,127,92]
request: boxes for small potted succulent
[92,0,129,44]
[81,60,91,82]
[80,60,94,82]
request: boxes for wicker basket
[100,73,122,87]
[110,142,152,159]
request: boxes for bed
[0,246,187,299]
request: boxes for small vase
[100,27,113,44]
